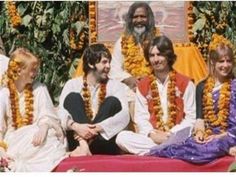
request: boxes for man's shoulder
[108,78,127,88]
[64,76,83,86]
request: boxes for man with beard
[58,43,129,156]
[109,2,159,127]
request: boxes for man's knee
[64,92,83,109]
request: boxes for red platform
[54,155,234,172]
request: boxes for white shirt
[109,37,132,82]
[58,76,130,140]
[0,54,9,79]
[0,82,59,136]
[134,75,196,136]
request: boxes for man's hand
[149,129,171,144]
[122,77,138,92]
[194,129,205,144]
[72,123,98,140]
[32,124,49,146]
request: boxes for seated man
[116,35,196,155]
[58,43,129,156]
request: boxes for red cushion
[54,155,234,172]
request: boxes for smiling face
[149,46,170,73]
[132,7,148,35]
[214,56,233,81]
[93,56,111,82]
[209,44,234,81]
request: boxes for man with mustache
[58,43,129,156]
[109,2,159,128]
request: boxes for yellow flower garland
[149,70,177,131]
[6,1,21,28]
[7,59,34,129]
[121,29,160,77]
[209,34,233,51]
[82,77,106,120]
[203,77,231,136]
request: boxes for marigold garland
[82,77,106,120]
[7,59,34,129]
[121,29,160,77]
[149,70,177,131]
[209,34,233,51]
[203,77,231,136]
[6,1,21,28]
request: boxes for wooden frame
[89,1,190,44]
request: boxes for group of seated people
[0,33,236,172]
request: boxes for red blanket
[54,155,234,172]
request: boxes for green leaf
[228,162,236,172]
[193,18,206,32]
[22,14,32,27]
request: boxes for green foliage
[192,1,236,61]
[228,161,236,172]
[0,1,89,104]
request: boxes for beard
[134,26,146,36]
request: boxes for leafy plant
[0,1,89,104]
[191,1,236,62]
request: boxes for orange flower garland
[203,77,231,136]
[82,77,106,120]
[121,29,160,77]
[8,82,34,129]
[7,58,34,129]
[6,1,22,28]
[149,70,177,131]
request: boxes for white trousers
[116,130,157,155]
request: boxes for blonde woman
[149,34,236,164]
[0,48,66,171]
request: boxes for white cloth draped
[0,82,66,172]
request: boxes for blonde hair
[1,48,40,87]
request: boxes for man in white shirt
[58,43,129,156]
[116,35,196,155]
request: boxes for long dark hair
[125,2,156,46]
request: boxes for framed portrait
[95,1,189,43]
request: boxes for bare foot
[69,146,86,157]
[80,139,92,156]
[69,140,92,157]
[229,146,236,156]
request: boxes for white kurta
[109,37,143,102]
[116,76,196,155]
[0,82,66,172]
[0,54,9,80]
[58,76,130,140]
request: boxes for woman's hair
[82,43,111,75]
[144,35,177,69]
[7,48,40,81]
[208,43,234,77]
